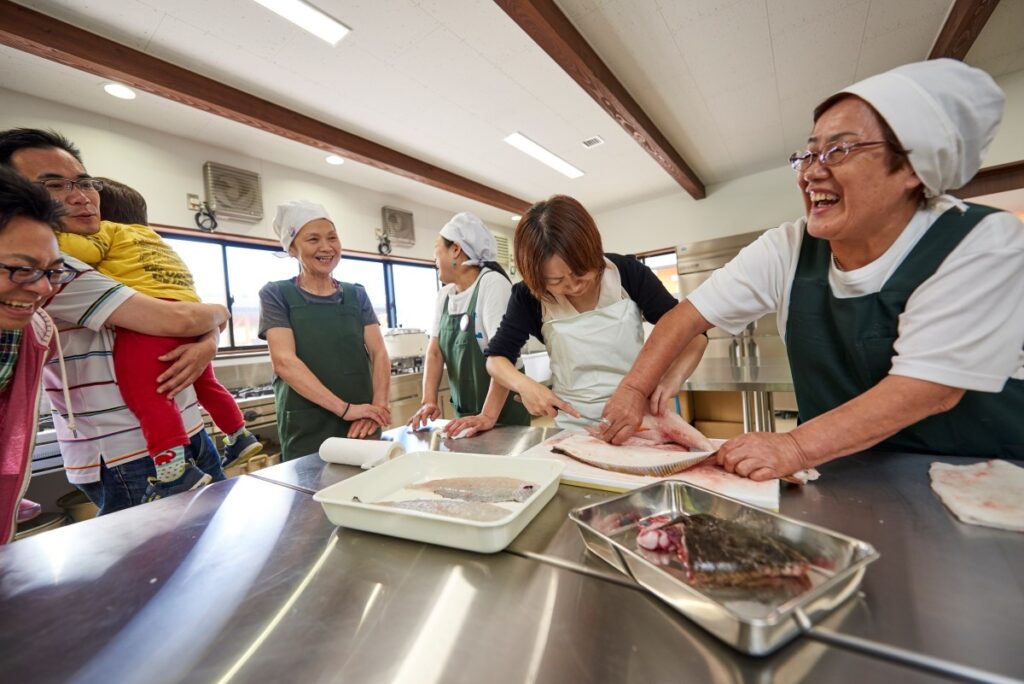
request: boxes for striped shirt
[41,255,204,484]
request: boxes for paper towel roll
[319,438,405,469]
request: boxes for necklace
[831,252,845,271]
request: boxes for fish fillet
[631,412,715,452]
[636,513,810,586]
[377,499,511,522]
[409,476,537,503]
[553,433,711,477]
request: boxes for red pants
[114,328,244,455]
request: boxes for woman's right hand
[518,379,580,419]
[408,402,441,430]
[341,402,389,426]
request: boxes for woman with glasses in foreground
[599,59,1024,480]
[0,168,69,543]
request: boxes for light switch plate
[186,193,201,211]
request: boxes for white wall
[0,88,512,261]
[597,69,1024,254]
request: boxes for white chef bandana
[273,200,333,253]
[439,212,497,266]
[820,58,1004,198]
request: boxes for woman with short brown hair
[484,195,707,430]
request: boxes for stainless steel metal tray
[569,480,879,655]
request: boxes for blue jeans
[76,429,226,516]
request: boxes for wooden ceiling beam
[495,0,706,199]
[0,1,532,214]
[953,161,1024,199]
[929,0,1001,60]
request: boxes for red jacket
[0,310,55,543]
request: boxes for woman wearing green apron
[408,212,530,437]
[602,59,1024,480]
[259,201,391,461]
[483,196,708,432]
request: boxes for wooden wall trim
[929,0,1001,60]
[952,161,1024,199]
[495,0,706,199]
[0,1,532,214]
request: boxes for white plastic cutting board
[518,431,779,510]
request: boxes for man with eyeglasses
[0,128,230,514]
[600,59,1024,479]
[0,167,71,542]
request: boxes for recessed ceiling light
[103,83,136,100]
[251,0,351,46]
[325,154,345,165]
[504,132,583,179]
[510,214,521,221]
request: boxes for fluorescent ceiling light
[325,154,345,165]
[103,83,136,100]
[510,214,521,221]
[251,0,351,46]
[504,132,583,179]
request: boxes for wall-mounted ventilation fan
[203,162,263,223]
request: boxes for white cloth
[823,59,1004,197]
[273,200,333,252]
[42,256,205,484]
[319,437,404,469]
[429,269,512,354]
[542,295,645,431]
[439,212,497,266]
[688,200,1024,393]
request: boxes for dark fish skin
[636,513,810,586]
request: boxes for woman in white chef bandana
[599,59,1024,480]
[483,194,708,431]
[407,212,531,436]
[258,201,391,460]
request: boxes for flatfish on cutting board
[409,476,537,503]
[552,434,712,477]
[376,499,511,522]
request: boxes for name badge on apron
[459,313,471,331]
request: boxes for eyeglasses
[789,141,891,172]
[36,178,104,195]
[0,263,78,285]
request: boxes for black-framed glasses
[789,141,891,172]
[0,263,78,285]
[35,178,104,195]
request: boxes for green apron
[273,280,375,461]
[438,275,531,425]
[785,203,1024,457]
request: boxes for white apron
[541,296,644,431]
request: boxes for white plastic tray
[313,451,565,553]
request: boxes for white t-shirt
[429,269,513,354]
[43,255,205,484]
[689,197,1024,393]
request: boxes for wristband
[340,401,351,420]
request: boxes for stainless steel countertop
[683,357,794,392]
[0,472,949,683]
[252,425,1024,681]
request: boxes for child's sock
[153,445,188,482]
[224,427,248,444]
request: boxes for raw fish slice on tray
[409,476,537,503]
[376,499,512,522]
